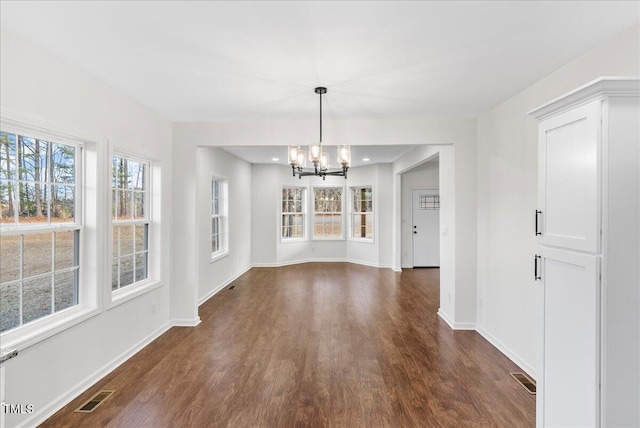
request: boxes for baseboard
[476,324,536,380]
[198,265,252,306]
[252,258,394,270]
[171,317,201,327]
[437,309,476,330]
[20,321,172,428]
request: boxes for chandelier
[288,87,351,180]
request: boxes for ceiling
[1,1,638,165]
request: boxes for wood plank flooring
[42,263,535,427]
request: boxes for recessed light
[362,158,370,162]
[272,157,279,161]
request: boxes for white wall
[475,24,640,381]
[0,30,173,427]
[196,147,252,304]
[401,160,439,268]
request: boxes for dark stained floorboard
[42,263,535,427]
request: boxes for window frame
[349,185,375,243]
[0,121,100,351]
[281,186,307,243]
[311,186,345,241]
[210,176,229,262]
[109,148,159,306]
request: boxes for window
[211,177,228,259]
[312,187,343,239]
[0,129,81,333]
[351,186,373,240]
[111,155,149,291]
[282,187,306,240]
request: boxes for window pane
[23,232,52,277]
[23,275,53,324]
[0,180,14,223]
[135,224,147,253]
[19,182,49,223]
[128,161,145,190]
[0,132,16,180]
[134,191,144,219]
[18,136,48,182]
[51,185,74,222]
[119,255,134,288]
[112,259,119,290]
[119,225,134,256]
[0,235,20,282]
[113,157,128,189]
[135,253,148,282]
[0,281,20,332]
[54,270,77,312]
[116,190,132,219]
[212,234,219,253]
[55,230,76,270]
[112,226,120,258]
[51,143,75,184]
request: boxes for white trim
[476,324,537,380]
[171,318,201,327]
[17,321,172,428]
[0,307,100,353]
[436,309,475,330]
[109,280,163,309]
[250,259,393,270]
[198,265,251,306]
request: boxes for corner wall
[196,147,252,304]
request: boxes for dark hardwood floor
[42,263,535,427]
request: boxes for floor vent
[74,390,115,413]
[510,372,536,395]
[228,285,236,290]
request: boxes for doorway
[412,187,440,267]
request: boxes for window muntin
[282,187,306,240]
[351,186,373,240]
[211,178,228,258]
[0,130,80,333]
[111,155,149,291]
[313,187,343,239]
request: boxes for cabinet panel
[538,100,600,252]
[539,248,599,428]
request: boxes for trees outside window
[111,155,149,290]
[0,130,80,333]
[351,186,373,240]
[282,187,305,240]
[313,187,343,239]
[211,178,228,258]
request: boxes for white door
[538,100,601,253]
[412,188,439,267]
[537,247,600,428]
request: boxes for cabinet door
[538,100,600,252]
[537,247,599,428]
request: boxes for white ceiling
[1,1,638,165]
[223,145,417,167]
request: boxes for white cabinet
[538,248,599,428]
[530,77,640,428]
[537,100,600,253]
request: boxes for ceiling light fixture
[272,157,279,161]
[288,87,351,180]
[362,158,370,162]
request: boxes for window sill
[0,305,101,353]
[280,238,307,244]
[110,279,163,309]
[210,251,229,263]
[311,238,345,241]
[348,238,375,244]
